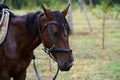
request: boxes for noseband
[36,13,74,62]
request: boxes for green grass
[13,8,120,80]
[99,61,120,80]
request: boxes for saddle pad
[0,9,10,45]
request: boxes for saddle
[0,8,10,45]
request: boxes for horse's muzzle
[58,61,73,71]
[57,49,74,71]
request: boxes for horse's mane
[26,10,70,36]
[26,11,43,35]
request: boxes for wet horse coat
[0,4,73,80]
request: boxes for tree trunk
[102,13,106,50]
[78,0,93,32]
[89,0,93,8]
[67,0,73,33]
[78,0,83,12]
[1,0,4,4]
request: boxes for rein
[32,13,60,80]
[33,56,59,80]
[32,55,41,80]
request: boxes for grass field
[13,8,120,80]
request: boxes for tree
[78,0,93,32]
[67,0,73,33]
[91,0,118,49]
[99,0,113,50]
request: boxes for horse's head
[39,5,74,71]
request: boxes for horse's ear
[62,4,70,16]
[42,5,53,20]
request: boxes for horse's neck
[9,15,41,54]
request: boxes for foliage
[3,0,120,11]
[85,0,120,6]
[91,0,120,19]
[5,0,50,9]
[100,0,113,13]
[85,0,100,5]
[4,0,74,9]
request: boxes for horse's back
[0,5,34,79]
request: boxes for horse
[0,4,74,80]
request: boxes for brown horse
[0,4,74,80]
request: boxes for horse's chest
[13,58,32,74]
[16,61,27,71]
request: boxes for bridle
[34,12,74,80]
[43,21,74,62]
[37,13,74,62]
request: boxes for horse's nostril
[58,61,73,71]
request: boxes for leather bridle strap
[49,47,72,52]
[36,14,60,80]
[45,46,74,62]
[42,21,58,33]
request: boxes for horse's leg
[0,70,10,80]
[13,71,26,80]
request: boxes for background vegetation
[3,0,120,9]
[2,0,120,80]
